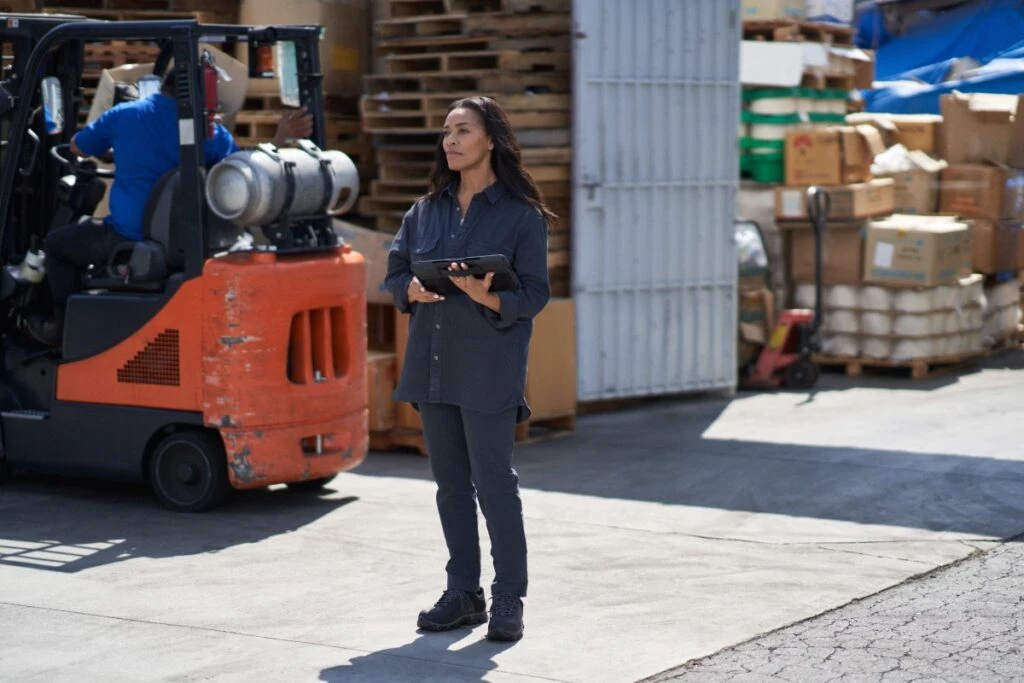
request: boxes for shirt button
[433,355,439,361]
[450,234,455,238]
[435,324,441,330]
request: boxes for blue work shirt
[384,181,551,422]
[74,93,239,240]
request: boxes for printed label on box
[873,242,894,268]
[782,190,802,217]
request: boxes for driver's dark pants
[44,220,124,326]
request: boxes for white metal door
[572,0,740,400]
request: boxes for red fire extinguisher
[200,50,218,139]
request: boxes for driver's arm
[72,108,116,164]
[70,135,113,164]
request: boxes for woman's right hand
[407,276,444,304]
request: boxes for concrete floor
[3,352,1024,682]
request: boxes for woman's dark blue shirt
[384,181,550,422]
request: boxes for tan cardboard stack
[776,92,1024,374]
[352,0,577,454]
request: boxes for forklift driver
[27,67,313,347]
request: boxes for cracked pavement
[649,538,1024,682]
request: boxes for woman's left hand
[447,262,494,304]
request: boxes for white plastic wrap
[890,337,936,361]
[959,274,985,308]
[934,335,955,358]
[794,284,861,310]
[983,304,1022,340]
[821,334,859,357]
[862,337,893,359]
[823,310,860,334]
[984,280,1020,310]
[859,286,894,312]
[893,288,937,313]
[861,312,893,336]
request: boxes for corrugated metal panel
[571,0,740,401]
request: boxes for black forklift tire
[286,475,337,492]
[784,358,820,389]
[149,430,229,513]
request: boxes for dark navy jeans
[419,402,527,598]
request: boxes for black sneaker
[487,594,524,641]
[417,589,487,632]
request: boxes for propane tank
[205,143,360,227]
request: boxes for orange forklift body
[55,246,368,489]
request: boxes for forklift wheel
[149,431,229,513]
[286,476,337,492]
[783,358,820,389]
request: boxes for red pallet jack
[744,186,830,389]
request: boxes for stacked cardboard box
[738,0,871,184]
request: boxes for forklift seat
[93,168,182,289]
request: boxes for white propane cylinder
[205,144,360,227]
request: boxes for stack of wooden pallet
[360,0,572,297]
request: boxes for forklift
[0,13,368,511]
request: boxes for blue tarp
[862,0,1024,115]
[865,60,1024,115]
[874,0,1024,80]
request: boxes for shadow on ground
[320,631,517,683]
[0,475,356,573]
[357,354,1024,539]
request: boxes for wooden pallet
[372,412,575,455]
[365,109,570,133]
[813,349,989,381]
[376,11,570,40]
[385,50,570,75]
[742,19,855,46]
[377,33,570,56]
[361,91,569,116]
[365,71,570,95]
[240,94,360,115]
[801,72,857,91]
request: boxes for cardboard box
[742,0,805,21]
[367,351,397,433]
[971,220,1021,274]
[393,310,421,430]
[880,152,945,215]
[775,179,895,221]
[863,216,971,287]
[525,298,577,420]
[939,164,1009,222]
[238,0,369,98]
[742,41,873,88]
[805,0,854,22]
[785,126,887,186]
[941,92,1024,167]
[781,219,865,284]
[334,220,394,305]
[845,113,943,154]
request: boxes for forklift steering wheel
[49,144,115,179]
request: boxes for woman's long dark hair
[427,96,558,225]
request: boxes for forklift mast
[0,15,328,277]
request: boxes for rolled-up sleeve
[385,203,418,314]
[485,208,550,329]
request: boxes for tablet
[411,254,521,295]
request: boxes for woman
[384,96,554,642]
